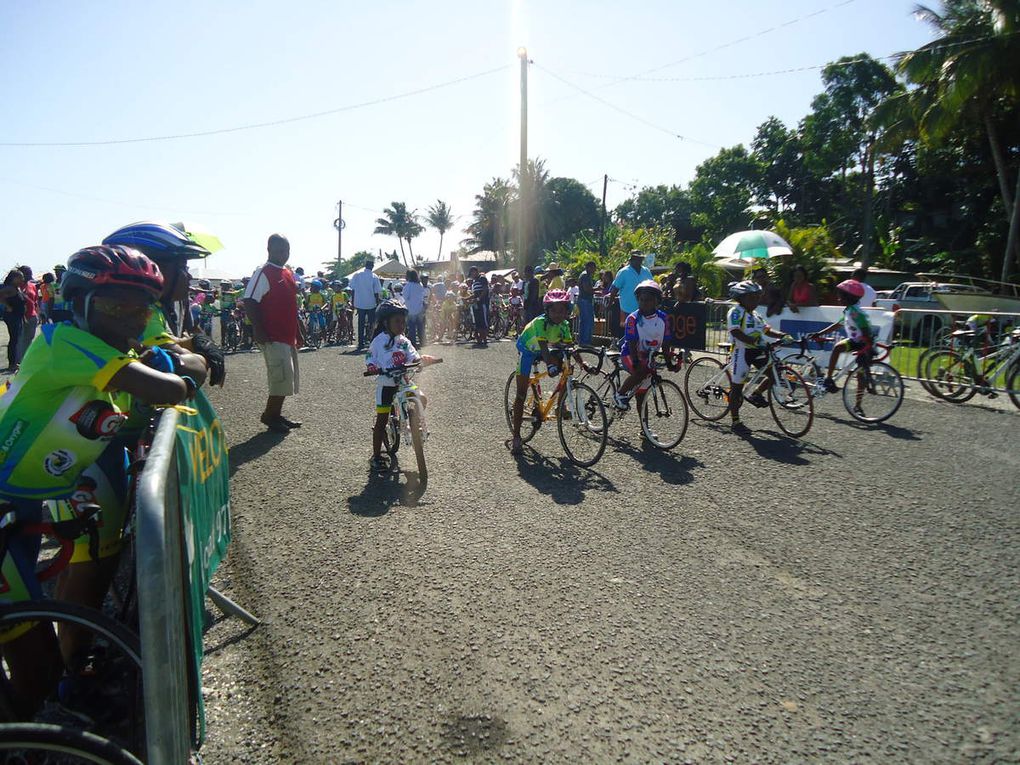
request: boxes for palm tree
[374,202,413,268]
[895,0,1020,280]
[463,178,514,264]
[426,200,454,261]
[403,215,425,266]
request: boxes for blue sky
[0,0,936,278]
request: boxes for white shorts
[261,341,299,396]
[730,348,764,384]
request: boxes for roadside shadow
[204,621,260,657]
[607,436,704,485]
[693,420,834,465]
[513,447,617,505]
[228,430,288,477]
[347,461,425,516]
[817,412,923,441]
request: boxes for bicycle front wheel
[557,382,608,467]
[1007,363,1020,410]
[0,723,144,765]
[581,370,618,428]
[408,403,427,487]
[924,350,977,402]
[640,378,689,449]
[385,408,400,455]
[767,365,814,438]
[684,357,731,420]
[843,361,904,423]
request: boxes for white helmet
[728,280,762,298]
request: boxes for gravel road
[199,340,1019,764]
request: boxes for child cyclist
[0,245,198,717]
[508,289,591,456]
[810,279,875,395]
[613,280,674,414]
[366,300,440,471]
[726,280,791,431]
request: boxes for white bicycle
[365,360,442,487]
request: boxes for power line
[0,65,509,148]
[535,64,721,148]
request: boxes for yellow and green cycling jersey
[331,291,349,311]
[306,292,326,310]
[516,315,574,354]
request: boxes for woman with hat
[541,262,565,294]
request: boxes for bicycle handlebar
[363,359,443,377]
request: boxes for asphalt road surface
[199,340,1018,764]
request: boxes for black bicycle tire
[385,408,400,455]
[924,350,978,402]
[0,602,141,668]
[556,382,607,467]
[768,365,814,438]
[842,361,904,423]
[640,378,689,450]
[684,357,731,421]
[1007,362,1020,410]
[0,723,144,765]
[584,370,618,428]
[915,347,939,397]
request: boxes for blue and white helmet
[102,221,210,263]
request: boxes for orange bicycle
[502,345,608,467]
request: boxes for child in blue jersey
[811,279,875,393]
[613,280,674,412]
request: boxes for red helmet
[61,245,164,300]
[543,289,571,305]
[836,279,865,298]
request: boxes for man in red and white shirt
[243,234,304,433]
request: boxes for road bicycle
[303,307,327,349]
[502,346,608,467]
[221,310,243,353]
[684,340,815,438]
[576,347,690,450]
[783,336,905,423]
[0,721,144,764]
[365,360,443,488]
[922,327,1020,408]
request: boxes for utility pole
[517,47,529,272]
[334,200,345,269]
[599,174,608,261]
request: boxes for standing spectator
[50,264,72,323]
[402,270,427,347]
[522,264,542,323]
[38,272,55,323]
[852,267,877,308]
[787,265,819,313]
[543,263,565,293]
[752,267,785,316]
[243,234,303,434]
[1,270,26,372]
[469,266,490,346]
[349,258,382,350]
[17,266,38,363]
[673,261,700,304]
[577,260,596,345]
[609,251,653,337]
[597,270,614,294]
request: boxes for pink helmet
[836,279,865,298]
[543,289,571,305]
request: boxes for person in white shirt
[852,268,877,308]
[349,258,382,350]
[401,270,428,347]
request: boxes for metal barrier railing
[135,407,192,764]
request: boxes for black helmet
[376,299,408,324]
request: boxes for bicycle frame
[385,367,426,447]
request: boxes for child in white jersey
[726,280,790,431]
[365,300,440,471]
[811,279,874,395]
[613,280,674,415]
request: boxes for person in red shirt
[243,234,305,433]
[16,266,38,363]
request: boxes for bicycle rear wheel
[408,403,427,488]
[0,723,144,765]
[639,378,689,449]
[557,382,608,467]
[385,408,400,455]
[580,370,618,428]
[0,602,144,756]
[503,372,542,444]
[767,365,814,438]
[842,361,904,423]
[684,357,731,420]
[1007,363,1020,410]
[924,350,977,402]
[783,353,822,390]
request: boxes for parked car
[874,282,986,342]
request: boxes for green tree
[463,178,514,264]
[688,146,758,242]
[426,200,454,261]
[750,117,803,221]
[544,177,600,250]
[374,202,418,268]
[321,250,374,280]
[614,185,701,243]
[895,0,1020,280]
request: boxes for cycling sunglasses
[90,297,153,321]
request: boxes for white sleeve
[244,267,270,303]
[366,334,383,369]
[373,276,382,295]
